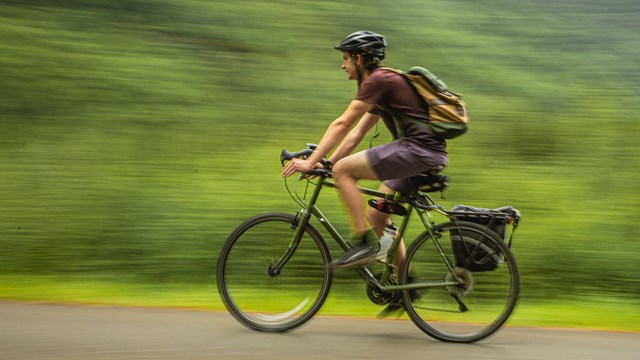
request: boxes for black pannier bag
[449,204,521,272]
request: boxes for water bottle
[375,225,397,262]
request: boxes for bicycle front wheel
[217,212,332,332]
[401,221,519,343]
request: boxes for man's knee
[332,159,352,183]
[332,152,377,183]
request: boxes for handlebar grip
[280,148,314,165]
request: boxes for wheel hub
[445,267,475,297]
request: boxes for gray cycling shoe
[332,230,379,270]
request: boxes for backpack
[385,67,470,139]
[449,204,521,272]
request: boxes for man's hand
[281,158,315,177]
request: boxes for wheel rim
[218,214,331,331]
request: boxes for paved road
[1,302,638,359]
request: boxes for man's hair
[359,53,382,70]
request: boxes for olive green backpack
[385,67,470,139]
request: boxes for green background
[1,0,638,331]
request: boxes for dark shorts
[365,139,448,195]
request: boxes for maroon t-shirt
[355,68,446,153]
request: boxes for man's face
[341,51,359,80]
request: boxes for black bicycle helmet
[334,30,387,60]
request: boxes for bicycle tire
[217,212,332,332]
[400,220,520,343]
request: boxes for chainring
[366,273,398,305]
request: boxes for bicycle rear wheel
[217,212,332,332]
[401,221,519,343]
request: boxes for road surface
[1,301,637,359]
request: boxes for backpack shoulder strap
[379,66,400,73]
[405,67,449,93]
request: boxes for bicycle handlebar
[280,148,314,164]
[280,144,333,177]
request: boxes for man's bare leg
[332,151,378,235]
[366,183,406,269]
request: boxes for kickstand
[451,294,469,312]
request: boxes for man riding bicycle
[281,31,448,313]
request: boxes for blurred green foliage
[1,0,639,314]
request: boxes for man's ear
[354,54,367,70]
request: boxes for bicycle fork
[267,210,308,276]
[268,177,327,276]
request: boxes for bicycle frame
[271,174,462,293]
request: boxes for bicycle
[217,144,521,343]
